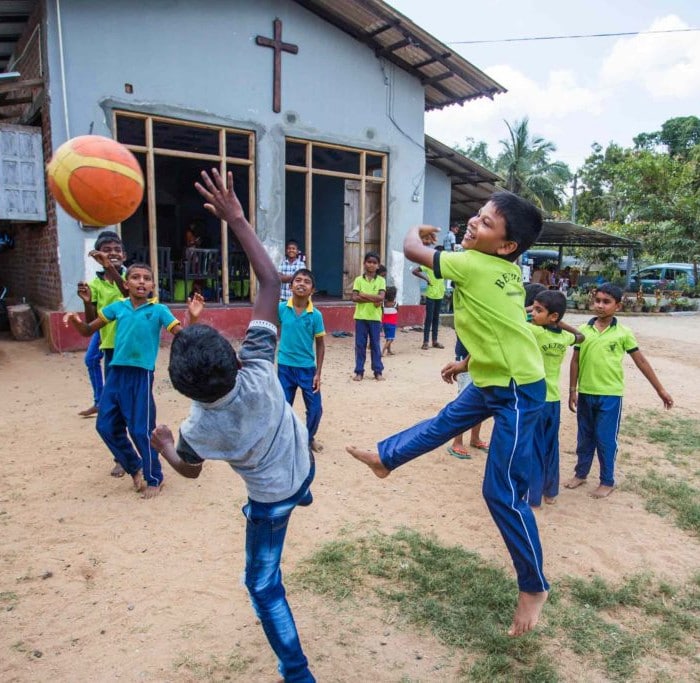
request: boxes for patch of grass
[625,470,700,535]
[621,411,700,466]
[172,650,253,680]
[295,531,700,682]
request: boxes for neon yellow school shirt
[575,318,638,396]
[437,250,544,388]
[352,274,386,322]
[90,270,126,350]
[419,265,445,300]
[530,325,576,401]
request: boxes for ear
[496,240,518,257]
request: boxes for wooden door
[343,181,382,298]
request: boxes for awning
[538,222,639,249]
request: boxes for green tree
[453,137,495,171]
[495,118,571,213]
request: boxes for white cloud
[425,64,603,161]
[600,15,700,98]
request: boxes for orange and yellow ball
[46,135,144,227]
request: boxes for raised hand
[195,169,245,225]
[187,291,205,321]
[88,249,111,268]
[418,225,440,245]
[77,281,91,303]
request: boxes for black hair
[385,285,397,302]
[364,251,380,263]
[169,325,239,402]
[489,191,543,261]
[534,290,567,322]
[126,262,153,277]
[596,282,623,303]
[524,282,547,307]
[291,267,315,288]
[95,230,123,251]
[377,264,387,276]
[285,239,299,247]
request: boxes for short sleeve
[99,301,118,322]
[623,328,639,353]
[377,276,386,292]
[278,301,285,322]
[176,432,204,464]
[563,330,577,347]
[313,310,325,337]
[158,304,178,331]
[238,321,278,363]
[438,250,469,286]
[352,276,361,292]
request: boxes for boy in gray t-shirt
[151,169,315,683]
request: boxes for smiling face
[98,240,125,268]
[463,201,516,258]
[285,242,299,261]
[125,266,154,302]
[291,271,315,299]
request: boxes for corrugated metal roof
[425,135,503,218]
[538,221,638,248]
[293,0,506,110]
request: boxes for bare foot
[310,438,324,453]
[132,471,146,492]
[352,374,363,381]
[141,484,162,499]
[544,496,557,505]
[387,349,395,355]
[346,445,390,479]
[564,476,586,489]
[508,590,548,637]
[590,485,614,499]
[110,463,126,478]
[78,405,98,417]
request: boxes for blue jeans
[85,332,103,405]
[575,393,622,486]
[278,364,322,443]
[423,297,442,344]
[242,460,316,682]
[354,319,383,376]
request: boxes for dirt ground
[1,312,698,682]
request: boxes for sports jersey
[530,325,577,401]
[419,266,445,300]
[435,249,543,388]
[278,299,325,368]
[99,299,179,370]
[575,318,638,396]
[352,274,386,322]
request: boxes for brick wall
[0,1,63,309]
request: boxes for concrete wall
[43,0,428,309]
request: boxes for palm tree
[496,118,571,213]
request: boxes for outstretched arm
[150,425,202,479]
[404,225,440,269]
[63,312,106,337]
[629,350,673,409]
[195,169,279,326]
[411,266,430,284]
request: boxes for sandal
[421,343,429,350]
[469,440,489,451]
[447,446,471,460]
[352,373,363,381]
[432,342,445,349]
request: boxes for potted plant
[652,289,662,313]
[633,288,644,313]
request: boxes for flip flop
[469,440,489,451]
[447,446,471,460]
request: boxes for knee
[245,572,285,604]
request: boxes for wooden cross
[255,18,298,113]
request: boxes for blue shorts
[382,323,396,341]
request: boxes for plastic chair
[183,248,220,301]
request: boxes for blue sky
[390,0,700,172]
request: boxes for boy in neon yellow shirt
[351,251,386,381]
[348,191,550,637]
[565,282,673,498]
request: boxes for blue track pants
[354,319,383,377]
[529,401,561,506]
[278,364,322,443]
[96,366,163,488]
[378,379,549,592]
[574,393,622,487]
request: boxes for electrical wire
[449,27,699,45]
